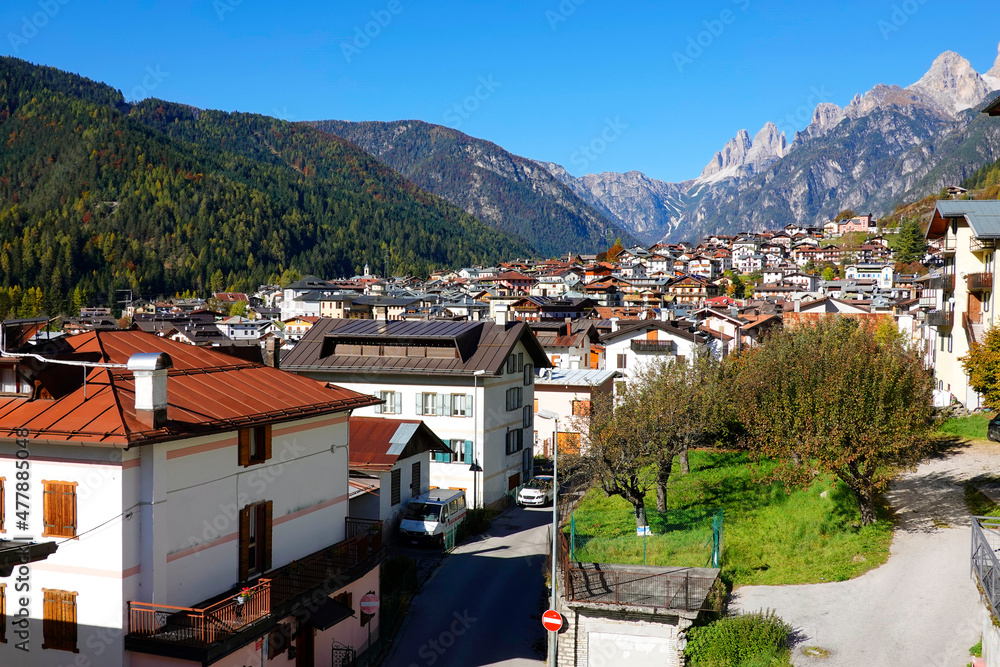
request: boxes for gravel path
[732,441,1000,666]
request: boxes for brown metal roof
[0,331,379,446]
[282,318,551,376]
[349,417,449,471]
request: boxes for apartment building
[0,330,384,667]
[924,200,1000,408]
[282,319,551,508]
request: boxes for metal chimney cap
[126,352,173,371]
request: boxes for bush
[685,609,792,667]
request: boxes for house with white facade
[532,368,619,457]
[923,200,1000,408]
[282,319,551,507]
[347,417,450,529]
[216,315,272,342]
[601,320,713,380]
[0,330,385,667]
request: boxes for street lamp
[471,370,487,508]
[536,408,560,666]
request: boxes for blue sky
[3,0,1000,182]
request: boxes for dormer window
[0,366,31,396]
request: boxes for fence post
[570,513,575,562]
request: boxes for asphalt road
[384,505,551,667]
[733,443,990,666]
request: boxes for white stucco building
[0,331,384,667]
[283,319,552,508]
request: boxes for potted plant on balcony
[235,587,251,606]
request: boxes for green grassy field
[570,450,893,587]
[937,413,994,442]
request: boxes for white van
[399,489,467,545]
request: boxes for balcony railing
[128,579,272,647]
[127,518,383,658]
[927,274,956,291]
[972,516,1000,621]
[971,237,997,253]
[918,296,937,309]
[565,563,719,610]
[631,340,676,353]
[967,272,994,292]
[926,310,954,327]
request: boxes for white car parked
[517,475,554,506]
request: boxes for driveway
[384,505,551,667]
[732,442,996,666]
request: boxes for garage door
[587,630,678,667]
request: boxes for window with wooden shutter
[411,462,421,497]
[239,426,272,467]
[238,501,272,582]
[391,469,401,506]
[267,623,292,659]
[42,589,77,652]
[572,400,592,416]
[333,591,353,611]
[42,481,77,538]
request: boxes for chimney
[495,304,508,326]
[794,299,801,313]
[265,336,281,369]
[127,353,173,429]
[564,317,572,337]
[610,317,619,332]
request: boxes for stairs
[972,322,986,345]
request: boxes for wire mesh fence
[568,507,723,568]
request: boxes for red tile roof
[0,331,378,446]
[349,417,448,471]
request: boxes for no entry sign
[542,609,563,632]
[360,593,379,615]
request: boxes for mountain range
[542,45,1000,242]
[309,120,633,256]
[0,56,532,309]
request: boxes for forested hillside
[312,119,633,255]
[0,57,531,316]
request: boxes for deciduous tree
[735,318,933,525]
[962,326,1000,410]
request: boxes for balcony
[971,237,997,253]
[967,272,994,292]
[631,340,676,354]
[927,274,956,291]
[126,518,383,663]
[918,296,937,309]
[925,310,954,327]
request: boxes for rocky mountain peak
[700,129,752,179]
[984,41,1000,89]
[906,50,994,116]
[700,123,787,182]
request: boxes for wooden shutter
[42,481,77,538]
[262,501,273,572]
[238,506,251,582]
[464,440,473,465]
[391,469,401,505]
[395,392,403,414]
[0,583,6,644]
[0,478,4,533]
[411,462,421,496]
[238,429,250,467]
[263,425,272,461]
[42,589,77,652]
